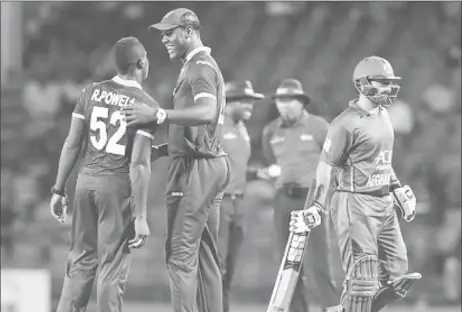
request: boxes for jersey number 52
[90,106,126,155]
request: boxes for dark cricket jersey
[168,47,226,158]
[221,115,251,194]
[320,100,395,196]
[262,110,329,188]
[73,76,158,183]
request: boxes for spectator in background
[434,116,461,303]
[22,58,63,137]
[23,59,62,120]
[388,99,414,137]
[1,169,18,261]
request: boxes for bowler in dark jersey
[289,56,421,312]
[49,37,159,312]
[124,8,229,312]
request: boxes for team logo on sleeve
[323,138,332,153]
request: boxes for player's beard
[240,104,253,120]
[279,109,301,124]
[368,84,400,106]
[142,66,149,80]
[165,40,188,61]
[371,93,395,106]
[165,45,178,60]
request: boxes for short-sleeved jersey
[73,76,158,181]
[320,100,395,196]
[221,115,251,194]
[262,110,329,188]
[168,47,226,158]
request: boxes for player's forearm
[305,161,334,210]
[54,140,81,190]
[165,104,216,126]
[130,162,151,219]
[390,167,402,191]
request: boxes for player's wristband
[389,179,402,192]
[313,201,326,215]
[51,186,66,197]
[156,108,167,125]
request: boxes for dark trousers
[218,194,246,312]
[273,187,340,312]
[57,175,134,312]
[165,156,230,312]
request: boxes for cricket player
[123,8,229,312]
[289,56,422,312]
[261,78,340,312]
[49,37,159,312]
[219,81,264,312]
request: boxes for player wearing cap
[289,56,422,312]
[218,81,264,312]
[261,78,340,312]
[123,8,229,312]
[50,37,159,312]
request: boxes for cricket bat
[266,180,320,312]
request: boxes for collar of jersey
[349,99,372,117]
[112,76,143,90]
[185,46,211,63]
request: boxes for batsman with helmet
[290,56,422,312]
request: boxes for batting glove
[289,206,322,234]
[392,185,416,222]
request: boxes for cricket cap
[149,8,201,31]
[226,81,265,101]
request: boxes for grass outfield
[84,302,461,312]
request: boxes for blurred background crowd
[1,1,461,308]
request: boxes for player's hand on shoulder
[392,185,416,222]
[129,216,150,249]
[50,192,69,224]
[289,206,322,234]
[123,102,158,127]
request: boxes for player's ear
[136,59,144,70]
[185,25,194,38]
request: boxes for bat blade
[266,180,319,312]
[266,231,310,312]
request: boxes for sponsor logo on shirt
[367,150,392,187]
